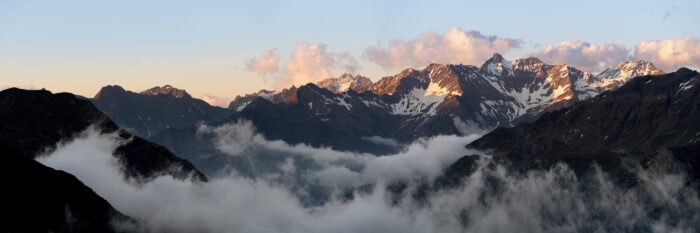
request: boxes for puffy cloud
[284,42,336,86]
[365,28,521,69]
[635,36,700,71]
[200,95,232,107]
[250,43,361,88]
[247,49,279,74]
[529,40,631,72]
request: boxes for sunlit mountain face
[2,1,700,232]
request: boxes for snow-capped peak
[617,61,664,77]
[598,61,664,80]
[316,74,373,93]
[585,61,665,92]
[481,53,513,76]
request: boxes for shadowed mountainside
[92,85,233,138]
[0,88,207,182]
[0,144,136,233]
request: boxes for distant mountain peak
[316,74,373,93]
[233,89,275,101]
[511,57,546,73]
[93,85,126,99]
[489,53,505,63]
[597,60,665,82]
[616,60,664,76]
[481,53,513,76]
[481,53,506,66]
[140,85,191,98]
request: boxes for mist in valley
[35,124,700,233]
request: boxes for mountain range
[89,54,664,152]
[229,53,664,128]
[146,54,666,171]
[3,53,698,232]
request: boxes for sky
[1,0,699,106]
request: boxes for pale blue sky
[1,0,698,103]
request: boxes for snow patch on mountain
[424,81,459,96]
[679,79,695,93]
[391,88,446,115]
[236,101,253,111]
[486,60,514,76]
[316,74,373,93]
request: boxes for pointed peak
[481,53,513,76]
[481,53,509,68]
[491,53,504,61]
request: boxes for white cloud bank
[197,121,481,186]
[37,125,700,233]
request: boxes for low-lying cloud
[37,125,700,233]
[196,121,481,187]
[365,28,522,69]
